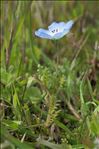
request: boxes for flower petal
[48,22,59,31]
[64,20,74,30]
[58,22,66,32]
[48,21,73,33]
[35,29,52,39]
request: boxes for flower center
[51,28,59,34]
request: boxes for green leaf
[90,110,99,136]
[25,86,42,104]
[2,119,22,131]
[26,76,36,88]
[13,89,21,120]
[1,125,35,149]
[14,17,24,41]
[37,137,72,149]
[54,119,72,136]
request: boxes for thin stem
[21,83,27,100]
[60,92,81,121]
[65,100,81,121]
[55,40,58,50]
[70,34,89,70]
[17,56,22,77]
[5,28,14,71]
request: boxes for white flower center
[53,29,58,33]
[50,28,59,36]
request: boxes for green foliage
[1,1,99,149]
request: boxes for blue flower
[35,20,74,40]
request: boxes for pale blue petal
[58,22,66,28]
[35,28,52,39]
[58,22,66,32]
[64,20,74,30]
[48,21,73,32]
[48,22,59,31]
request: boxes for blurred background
[1,1,99,149]
[1,1,99,73]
